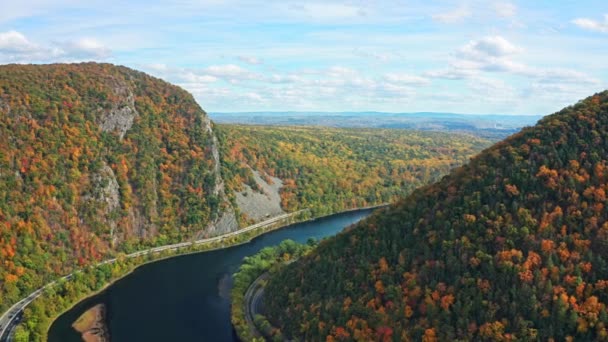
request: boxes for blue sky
[0,1,606,115]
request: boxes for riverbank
[2,204,387,342]
[233,205,392,341]
[49,208,377,341]
[0,210,304,342]
[231,241,313,341]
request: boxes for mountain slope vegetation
[264,92,608,341]
[0,63,231,311]
[0,63,494,321]
[0,63,495,328]
[218,125,490,220]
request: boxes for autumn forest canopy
[3,62,608,342]
[264,91,608,341]
[0,63,497,341]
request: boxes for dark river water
[48,209,373,342]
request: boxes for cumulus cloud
[0,30,40,53]
[432,6,471,24]
[450,36,600,86]
[0,30,111,63]
[0,30,61,61]
[437,36,527,74]
[458,36,522,59]
[143,62,430,111]
[572,14,608,33]
[57,38,112,59]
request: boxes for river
[48,209,373,342]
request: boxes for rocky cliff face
[0,63,239,306]
[200,117,239,236]
[97,76,139,140]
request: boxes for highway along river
[48,209,373,342]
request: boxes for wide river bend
[48,209,373,342]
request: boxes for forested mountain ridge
[217,125,490,221]
[0,63,236,311]
[264,91,608,341]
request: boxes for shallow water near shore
[48,209,373,342]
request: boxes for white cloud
[58,38,112,59]
[425,68,477,80]
[269,74,304,84]
[244,92,264,102]
[424,35,601,103]
[459,36,522,59]
[494,2,516,18]
[432,6,471,24]
[326,66,358,78]
[204,64,261,83]
[145,62,427,111]
[182,72,218,83]
[443,36,528,74]
[237,55,262,65]
[523,68,600,86]
[572,14,608,33]
[0,30,40,53]
[0,30,111,63]
[383,73,430,86]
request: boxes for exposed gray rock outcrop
[203,115,226,197]
[84,163,120,244]
[208,208,238,236]
[200,116,239,236]
[235,169,285,222]
[98,77,138,140]
[95,164,120,213]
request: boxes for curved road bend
[243,273,270,338]
[0,210,306,342]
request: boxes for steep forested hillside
[218,125,490,219]
[265,92,608,341]
[0,63,233,312]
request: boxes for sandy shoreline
[72,304,109,342]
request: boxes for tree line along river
[47,209,374,342]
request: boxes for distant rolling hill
[210,112,542,141]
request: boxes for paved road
[0,210,305,342]
[244,273,269,338]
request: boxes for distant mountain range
[211,112,543,140]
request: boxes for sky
[0,1,607,115]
